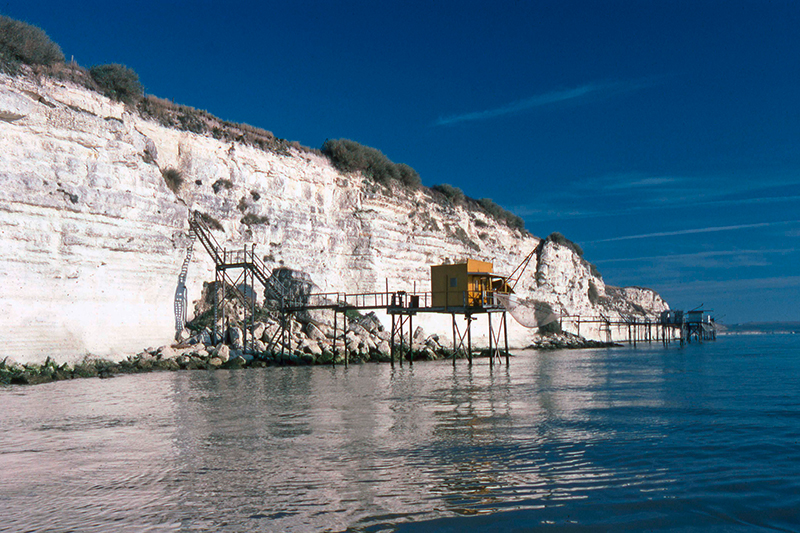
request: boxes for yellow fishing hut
[430,259,511,309]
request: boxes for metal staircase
[187,210,292,352]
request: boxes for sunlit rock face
[0,73,668,363]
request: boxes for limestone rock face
[0,72,668,363]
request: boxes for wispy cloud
[657,276,800,295]
[513,171,800,223]
[594,249,794,264]
[585,220,800,244]
[433,79,652,126]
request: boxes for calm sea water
[1,335,798,532]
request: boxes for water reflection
[2,339,799,532]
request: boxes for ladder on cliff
[187,210,292,352]
[174,232,197,334]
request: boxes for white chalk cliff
[0,72,669,363]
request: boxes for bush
[241,214,269,226]
[89,63,143,104]
[430,184,525,231]
[432,183,465,205]
[397,163,421,187]
[161,167,183,193]
[322,138,420,189]
[212,179,234,194]
[588,281,600,304]
[477,198,525,231]
[199,212,223,231]
[546,232,583,257]
[0,16,64,69]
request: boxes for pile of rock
[180,311,453,366]
[1,315,625,386]
[526,332,620,350]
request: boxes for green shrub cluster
[212,179,234,194]
[161,167,183,193]
[546,232,583,257]
[138,95,308,154]
[241,214,269,226]
[0,16,64,71]
[431,183,524,231]
[432,183,466,205]
[322,139,421,188]
[477,198,525,231]
[588,280,600,304]
[199,212,223,231]
[89,63,143,105]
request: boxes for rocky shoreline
[0,316,619,386]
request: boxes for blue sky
[4,0,799,323]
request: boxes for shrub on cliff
[241,214,269,226]
[588,280,600,304]
[430,184,524,231]
[212,179,234,194]
[322,138,420,189]
[0,16,64,71]
[546,232,583,257]
[199,212,223,231]
[432,183,466,205]
[477,198,525,231]
[397,163,421,188]
[89,63,143,105]
[162,168,183,193]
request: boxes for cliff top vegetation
[1,14,526,233]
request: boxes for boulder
[363,335,377,351]
[188,328,212,346]
[378,340,390,355]
[226,327,244,349]
[357,312,384,333]
[209,357,223,367]
[302,340,323,356]
[252,322,267,341]
[305,323,326,341]
[262,324,279,342]
[224,356,247,368]
[215,344,231,363]
[348,323,370,338]
[158,346,178,359]
[345,330,360,347]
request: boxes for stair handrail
[189,211,224,266]
[248,247,293,300]
[189,211,296,308]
